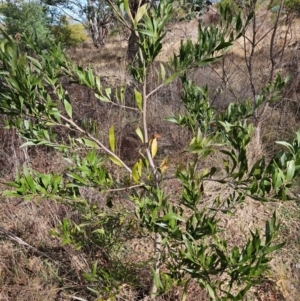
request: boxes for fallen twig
[0,225,58,262]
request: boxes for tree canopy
[0,0,52,49]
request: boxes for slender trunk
[150,232,162,297]
[141,54,162,298]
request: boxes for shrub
[50,15,88,47]
[0,0,52,50]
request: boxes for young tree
[0,0,299,300]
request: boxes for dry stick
[146,83,164,99]
[258,0,286,138]
[105,184,144,192]
[269,0,285,83]
[70,296,88,301]
[243,3,259,148]
[279,12,294,63]
[0,226,58,262]
[109,100,140,111]
[244,1,257,102]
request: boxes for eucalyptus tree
[0,0,299,300]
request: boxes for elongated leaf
[76,138,99,149]
[95,93,110,102]
[96,76,101,92]
[135,3,148,24]
[151,138,158,158]
[63,98,72,119]
[137,29,156,37]
[88,68,95,87]
[109,125,115,152]
[123,0,133,21]
[264,242,285,254]
[134,89,143,111]
[21,141,36,148]
[286,160,295,181]
[24,166,36,192]
[164,70,184,85]
[276,141,295,154]
[214,42,233,51]
[162,213,185,222]
[27,56,42,69]
[109,155,123,167]
[105,87,111,99]
[160,63,166,82]
[206,283,216,301]
[135,127,144,143]
[132,160,142,183]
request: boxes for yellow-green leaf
[159,157,169,173]
[132,159,142,183]
[109,125,115,152]
[160,63,166,82]
[132,165,139,183]
[134,88,143,111]
[151,138,158,158]
[76,138,99,149]
[286,160,295,181]
[109,156,123,167]
[124,0,133,21]
[96,76,101,92]
[137,159,142,176]
[105,87,111,99]
[135,3,148,25]
[164,70,184,85]
[135,127,144,143]
[63,98,72,119]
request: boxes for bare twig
[59,114,132,174]
[146,83,164,99]
[105,184,144,192]
[0,226,58,262]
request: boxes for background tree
[50,15,88,47]
[0,0,52,50]
[42,0,215,55]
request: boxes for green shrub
[50,16,88,47]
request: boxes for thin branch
[105,0,132,29]
[269,0,285,82]
[71,296,88,301]
[146,83,164,99]
[109,101,140,111]
[48,4,83,24]
[59,114,132,174]
[105,184,144,192]
[0,226,58,262]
